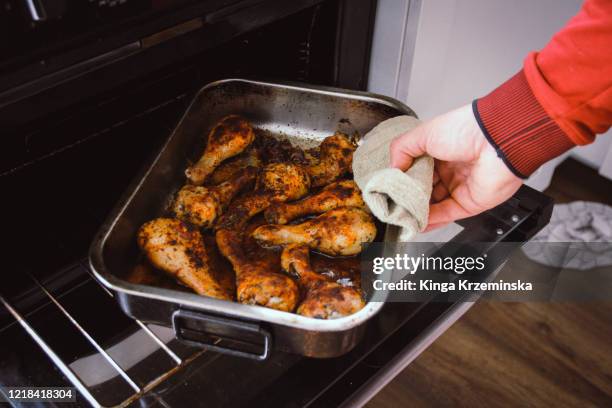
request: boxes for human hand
[390,104,523,230]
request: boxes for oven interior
[0,2,383,406]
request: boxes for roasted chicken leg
[206,147,262,186]
[281,244,364,318]
[173,166,257,228]
[253,207,376,256]
[306,133,356,187]
[265,180,366,224]
[185,115,255,185]
[216,228,299,311]
[138,218,231,300]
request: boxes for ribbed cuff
[473,70,575,178]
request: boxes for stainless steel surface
[30,275,141,393]
[1,270,198,408]
[82,253,185,365]
[89,78,417,358]
[136,320,183,365]
[25,0,46,21]
[0,295,100,407]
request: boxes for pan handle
[172,309,272,361]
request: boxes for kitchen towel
[522,201,612,270]
[353,115,434,241]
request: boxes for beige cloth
[353,116,434,241]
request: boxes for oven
[0,1,552,406]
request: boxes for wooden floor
[366,159,612,408]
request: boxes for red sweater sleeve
[474,0,612,178]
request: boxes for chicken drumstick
[253,207,376,256]
[174,166,257,228]
[281,244,365,318]
[306,133,356,187]
[138,218,231,300]
[215,229,299,311]
[185,115,255,185]
[206,147,262,186]
[265,180,366,224]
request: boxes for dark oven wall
[0,0,377,320]
[1,0,377,175]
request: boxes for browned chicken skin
[206,147,262,186]
[257,162,311,201]
[173,167,257,228]
[214,162,308,311]
[138,218,231,300]
[216,228,298,312]
[216,162,311,230]
[281,244,365,319]
[265,180,367,224]
[185,115,255,185]
[253,207,376,256]
[307,133,356,187]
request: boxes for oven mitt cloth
[352,115,434,242]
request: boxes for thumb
[389,122,431,171]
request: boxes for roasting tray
[89,79,416,359]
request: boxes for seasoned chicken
[281,244,364,318]
[138,218,231,300]
[185,115,255,185]
[265,180,366,224]
[213,163,310,311]
[206,147,262,186]
[216,228,299,312]
[253,207,376,256]
[173,166,257,228]
[216,162,311,230]
[306,133,356,187]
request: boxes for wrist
[473,70,575,178]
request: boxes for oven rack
[0,261,209,408]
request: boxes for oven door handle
[172,309,272,361]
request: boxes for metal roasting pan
[89,79,417,359]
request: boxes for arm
[475,0,612,177]
[391,0,612,228]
